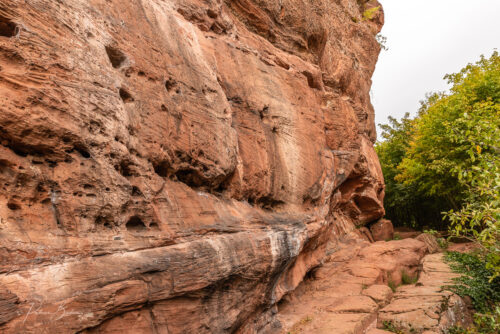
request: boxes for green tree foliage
[438,52,500,280]
[397,52,500,209]
[397,92,467,207]
[376,51,500,278]
[375,114,451,229]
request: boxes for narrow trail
[276,234,471,334]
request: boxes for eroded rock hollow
[0,0,386,332]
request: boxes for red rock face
[0,0,385,332]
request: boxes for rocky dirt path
[276,235,471,334]
[377,253,471,333]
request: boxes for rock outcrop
[0,0,385,332]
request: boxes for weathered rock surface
[362,284,393,306]
[0,0,387,332]
[366,329,393,334]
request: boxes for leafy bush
[437,237,449,250]
[473,306,500,333]
[445,251,500,313]
[439,52,500,280]
[447,306,500,333]
[445,251,500,333]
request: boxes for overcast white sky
[371,0,500,138]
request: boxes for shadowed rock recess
[0,0,387,332]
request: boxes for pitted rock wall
[0,0,385,332]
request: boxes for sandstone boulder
[370,219,394,241]
[416,233,441,254]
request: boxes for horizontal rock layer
[0,0,384,332]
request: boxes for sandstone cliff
[0,0,385,332]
